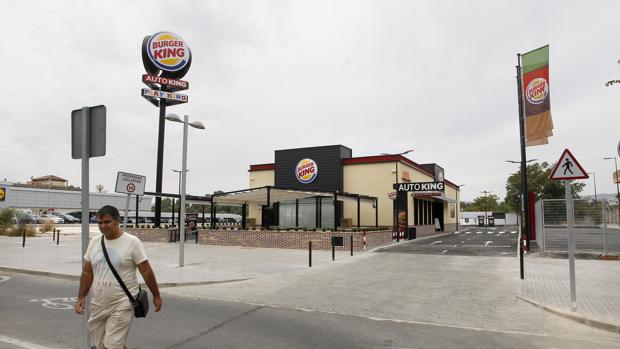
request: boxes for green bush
[0,208,17,234]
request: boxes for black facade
[274,145,352,192]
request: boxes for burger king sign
[295,159,318,184]
[142,31,192,79]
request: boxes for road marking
[461,241,465,243]
[487,231,494,234]
[484,241,492,247]
[429,241,442,245]
[465,231,472,234]
[0,276,10,283]
[498,231,505,234]
[510,231,517,234]
[30,297,77,310]
[0,334,50,349]
[454,231,460,234]
[476,231,482,234]
[441,250,448,254]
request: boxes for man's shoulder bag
[101,237,149,318]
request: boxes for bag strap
[101,236,136,303]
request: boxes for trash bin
[407,227,416,240]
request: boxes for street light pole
[480,190,491,227]
[165,113,205,267]
[587,172,597,207]
[172,169,189,227]
[603,157,620,223]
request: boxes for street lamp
[381,149,414,236]
[603,157,620,223]
[172,169,190,227]
[480,190,492,227]
[587,172,597,207]
[455,184,465,231]
[165,113,205,267]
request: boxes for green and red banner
[521,45,553,146]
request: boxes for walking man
[75,205,162,349]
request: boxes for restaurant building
[240,145,460,237]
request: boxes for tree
[504,162,585,212]
[463,194,501,212]
[96,184,105,193]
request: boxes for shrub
[8,224,36,237]
[40,219,54,233]
[0,208,16,234]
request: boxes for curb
[0,267,251,288]
[516,295,620,334]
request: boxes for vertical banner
[521,45,553,146]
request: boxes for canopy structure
[210,186,378,230]
[211,186,377,205]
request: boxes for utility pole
[480,190,492,227]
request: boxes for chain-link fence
[536,199,619,254]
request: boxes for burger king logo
[146,32,191,73]
[295,159,318,184]
[526,77,549,105]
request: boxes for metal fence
[537,199,619,254]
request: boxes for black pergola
[210,186,378,230]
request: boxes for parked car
[39,215,64,224]
[17,213,36,225]
[59,213,80,223]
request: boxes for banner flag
[521,45,553,146]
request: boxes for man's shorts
[88,302,134,349]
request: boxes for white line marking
[487,231,494,234]
[510,231,517,234]
[0,276,10,283]
[0,334,51,349]
[484,241,492,247]
[454,231,460,234]
[498,231,505,234]
[476,231,482,234]
[441,250,448,254]
[461,241,465,244]
[429,241,442,245]
[465,231,472,234]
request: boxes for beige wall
[248,170,274,225]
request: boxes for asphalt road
[2,271,618,349]
[376,226,519,257]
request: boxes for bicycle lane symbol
[30,297,78,310]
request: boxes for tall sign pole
[549,148,589,312]
[141,31,192,227]
[71,105,106,349]
[516,56,531,253]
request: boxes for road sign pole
[124,194,130,230]
[80,107,91,349]
[565,180,577,312]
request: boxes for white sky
[2,0,619,202]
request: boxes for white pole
[602,201,608,255]
[565,180,577,312]
[80,107,91,349]
[179,115,189,267]
[123,194,130,230]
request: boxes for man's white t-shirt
[84,232,148,309]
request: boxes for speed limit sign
[127,183,136,193]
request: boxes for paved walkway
[520,253,620,331]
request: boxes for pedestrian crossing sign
[549,149,588,180]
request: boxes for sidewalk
[0,232,362,286]
[519,253,620,332]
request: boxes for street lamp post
[587,172,597,207]
[382,150,414,238]
[603,157,620,223]
[165,113,205,267]
[480,190,491,227]
[456,184,465,231]
[172,169,189,227]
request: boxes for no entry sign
[115,172,146,195]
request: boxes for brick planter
[126,227,393,251]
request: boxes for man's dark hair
[97,205,121,221]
